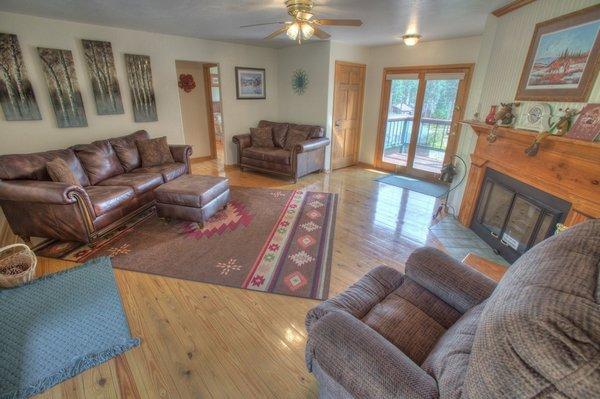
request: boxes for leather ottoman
[154,175,230,226]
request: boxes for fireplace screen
[471,169,570,263]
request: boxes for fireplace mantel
[458,121,600,228]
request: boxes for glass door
[377,67,471,180]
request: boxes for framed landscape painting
[235,67,265,99]
[516,4,600,102]
[82,39,124,115]
[125,54,157,122]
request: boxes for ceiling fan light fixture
[286,22,300,40]
[402,34,422,46]
[300,22,314,39]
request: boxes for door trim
[374,63,474,177]
[330,60,366,170]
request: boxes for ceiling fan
[240,0,362,43]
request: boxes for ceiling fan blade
[240,21,285,28]
[314,19,362,26]
[265,26,288,40]
[313,27,331,40]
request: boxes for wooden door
[332,61,365,170]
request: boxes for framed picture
[565,103,600,141]
[516,4,600,102]
[235,67,265,99]
[81,39,124,115]
[124,54,158,122]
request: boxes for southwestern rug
[37,187,337,300]
[0,257,139,399]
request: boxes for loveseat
[305,219,600,398]
[232,120,330,182]
[0,130,192,244]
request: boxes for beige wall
[0,11,280,165]
[175,61,211,159]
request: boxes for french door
[375,65,472,180]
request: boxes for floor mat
[376,174,448,198]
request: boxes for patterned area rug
[0,257,139,399]
[38,187,337,300]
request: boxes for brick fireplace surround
[458,121,600,229]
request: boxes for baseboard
[191,155,215,163]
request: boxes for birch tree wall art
[82,39,123,115]
[125,54,157,122]
[37,47,87,127]
[0,33,41,121]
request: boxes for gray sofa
[305,219,600,398]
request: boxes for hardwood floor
[34,162,464,399]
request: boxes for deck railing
[384,116,451,152]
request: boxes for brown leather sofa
[0,130,192,244]
[232,120,329,182]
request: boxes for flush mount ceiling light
[402,34,422,46]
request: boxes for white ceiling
[0,0,512,48]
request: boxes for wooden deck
[383,148,444,173]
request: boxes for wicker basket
[0,243,37,288]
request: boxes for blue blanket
[0,257,139,398]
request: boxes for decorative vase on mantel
[485,105,498,125]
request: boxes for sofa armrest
[292,137,330,154]
[232,134,252,149]
[0,180,85,204]
[406,247,497,313]
[169,144,192,173]
[306,310,438,399]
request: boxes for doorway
[175,61,224,162]
[375,64,472,180]
[331,61,366,170]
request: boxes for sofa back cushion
[0,149,90,186]
[289,123,324,139]
[109,130,149,171]
[258,120,289,148]
[284,128,310,151]
[72,140,124,185]
[464,219,600,398]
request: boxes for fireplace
[470,169,570,263]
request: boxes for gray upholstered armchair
[305,219,600,398]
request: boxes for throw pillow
[258,121,289,148]
[46,158,81,186]
[284,128,310,151]
[136,136,174,167]
[250,127,274,148]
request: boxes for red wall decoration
[178,74,196,93]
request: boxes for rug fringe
[1,338,140,399]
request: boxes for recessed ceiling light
[402,34,422,46]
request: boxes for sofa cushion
[46,158,81,186]
[361,279,461,365]
[284,128,310,151]
[250,127,274,148]
[0,149,90,186]
[136,136,174,167]
[72,140,124,185]
[109,130,149,171]
[154,175,229,208]
[421,303,485,399]
[242,147,291,165]
[258,120,289,148]
[464,220,600,398]
[84,185,134,216]
[132,162,186,182]
[97,172,163,195]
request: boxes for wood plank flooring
[34,162,467,399]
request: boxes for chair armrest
[0,180,85,205]
[232,134,252,149]
[292,137,330,154]
[306,310,438,399]
[169,144,192,166]
[406,247,497,313]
